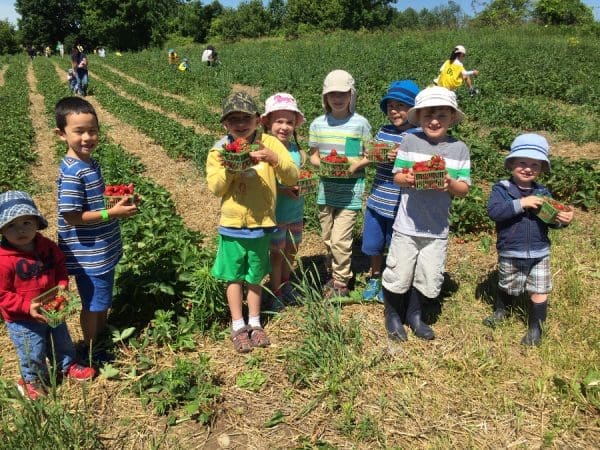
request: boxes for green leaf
[100,364,120,379]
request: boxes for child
[362,80,421,303]
[0,191,95,400]
[485,133,574,346]
[309,69,372,297]
[178,57,190,72]
[261,93,307,306]
[206,91,298,353]
[55,97,138,362]
[381,86,471,341]
[67,69,77,93]
[434,45,480,96]
[168,48,179,65]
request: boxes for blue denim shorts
[75,270,115,312]
[361,207,395,256]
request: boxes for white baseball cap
[454,45,466,55]
[261,93,305,126]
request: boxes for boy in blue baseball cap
[362,80,421,307]
[485,133,574,346]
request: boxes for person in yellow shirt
[434,45,480,95]
[167,48,179,65]
[178,57,190,72]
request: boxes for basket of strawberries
[536,197,571,223]
[412,155,446,190]
[34,287,78,328]
[297,169,319,196]
[220,138,258,172]
[320,150,351,178]
[104,183,136,208]
[366,141,396,163]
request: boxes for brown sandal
[249,326,271,348]
[231,326,252,353]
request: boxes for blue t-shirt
[275,142,304,224]
[57,156,122,275]
[309,112,372,210]
[366,125,421,219]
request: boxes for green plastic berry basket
[366,142,395,163]
[413,170,446,190]
[34,287,76,328]
[536,198,569,224]
[220,144,258,172]
[319,160,351,178]
[103,195,134,209]
[297,174,319,196]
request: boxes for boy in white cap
[381,86,471,341]
[486,133,574,346]
[434,45,480,95]
[309,69,372,298]
[0,191,95,400]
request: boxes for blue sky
[1,0,599,25]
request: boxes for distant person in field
[485,134,574,346]
[0,191,95,401]
[309,69,372,299]
[178,57,190,72]
[67,68,77,93]
[27,45,36,60]
[201,45,218,66]
[206,91,298,353]
[70,45,89,96]
[261,93,307,308]
[55,97,138,364]
[45,45,52,57]
[56,41,64,58]
[361,80,421,306]
[168,48,179,65]
[434,45,480,96]
[382,86,471,341]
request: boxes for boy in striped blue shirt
[362,80,421,303]
[55,97,138,361]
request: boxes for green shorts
[211,234,271,285]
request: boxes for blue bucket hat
[0,191,48,231]
[379,80,420,114]
[505,133,551,172]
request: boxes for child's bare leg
[246,284,262,318]
[281,242,298,282]
[80,309,108,347]
[226,282,244,321]
[370,254,383,276]
[270,249,284,293]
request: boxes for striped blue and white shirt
[57,157,122,275]
[366,125,421,219]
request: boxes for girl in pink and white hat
[261,93,306,307]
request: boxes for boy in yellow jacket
[207,91,298,353]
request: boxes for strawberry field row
[0,56,37,191]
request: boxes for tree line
[0,0,596,55]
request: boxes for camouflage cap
[221,91,260,122]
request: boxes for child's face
[418,106,455,142]
[1,215,38,251]
[223,112,260,141]
[266,110,297,144]
[386,100,411,128]
[509,157,542,187]
[55,112,99,162]
[325,91,351,117]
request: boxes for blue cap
[505,133,551,172]
[0,191,48,231]
[379,80,420,114]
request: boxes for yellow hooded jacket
[207,133,298,228]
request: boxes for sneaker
[362,278,381,301]
[17,379,46,400]
[65,363,96,381]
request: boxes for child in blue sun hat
[362,80,421,304]
[486,133,574,346]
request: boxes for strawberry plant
[449,185,494,235]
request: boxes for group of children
[0,55,575,397]
[206,63,572,353]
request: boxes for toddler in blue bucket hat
[362,80,421,305]
[486,133,574,346]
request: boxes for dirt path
[52,64,221,239]
[88,69,213,136]
[93,61,195,106]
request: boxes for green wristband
[100,209,109,222]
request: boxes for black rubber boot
[521,300,547,346]
[483,290,514,328]
[406,288,435,340]
[382,287,407,342]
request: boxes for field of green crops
[0,25,599,449]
